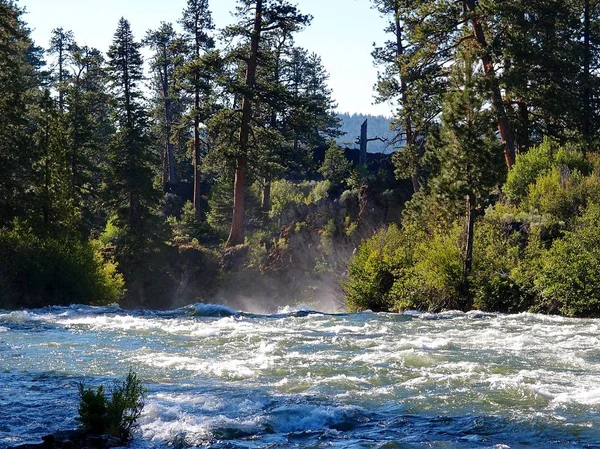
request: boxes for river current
[1,304,599,448]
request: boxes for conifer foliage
[106,18,159,247]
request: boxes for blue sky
[17,0,393,116]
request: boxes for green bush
[534,204,600,317]
[269,180,304,219]
[505,138,589,203]
[78,369,146,442]
[318,143,352,187]
[392,224,464,312]
[269,180,332,220]
[0,222,124,308]
[471,216,529,313]
[344,224,415,312]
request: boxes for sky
[17,0,394,117]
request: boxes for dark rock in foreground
[8,429,123,449]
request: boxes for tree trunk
[262,179,271,214]
[163,62,176,186]
[461,192,476,300]
[360,119,368,165]
[465,0,516,169]
[227,0,263,246]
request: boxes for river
[1,304,599,448]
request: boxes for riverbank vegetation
[346,1,600,317]
[3,0,600,317]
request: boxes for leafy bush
[78,369,146,441]
[269,180,332,220]
[344,224,415,312]
[392,224,464,312]
[505,139,589,203]
[534,204,600,317]
[471,216,528,313]
[269,180,304,219]
[0,222,124,308]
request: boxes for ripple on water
[1,305,600,448]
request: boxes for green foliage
[318,143,352,187]
[392,224,464,312]
[505,139,590,203]
[534,204,600,317]
[245,230,269,268]
[269,180,305,219]
[268,179,331,219]
[344,224,413,312]
[0,222,124,308]
[207,177,261,238]
[471,215,529,313]
[168,201,211,244]
[78,368,146,441]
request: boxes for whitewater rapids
[1,304,599,448]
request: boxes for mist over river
[1,304,600,448]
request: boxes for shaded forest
[3,0,600,316]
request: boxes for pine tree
[145,22,186,188]
[66,44,113,235]
[48,27,74,113]
[106,18,159,247]
[216,0,312,246]
[433,45,505,300]
[0,0,43,227]
[180,0,215,212]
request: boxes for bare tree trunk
[461,192,476,300]
[360,119,368,165]
[465,0,516,169]
[227,0,263,247]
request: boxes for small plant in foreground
[77,369,146,442]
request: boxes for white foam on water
[0,310,37,323]
[267,404,365,433]
[0,325,8,332]
[277,304,318,314]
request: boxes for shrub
[78,369,146,442]
[269,180,304,219]
[0,222,124,308]
[392,223,464,312]
[344,224,415,312]
[505,138,589,203]
[534,204,600,317]
[169,201,212,244]
[318,143,352,187]
[471,216,529,313]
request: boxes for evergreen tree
[214,0,312,246]
[433,46,505,299]
[48,27,74,113]
[0,0,43,227]
[145,22,186,188]
[65,44,113,235]
[180,0,215,212]
[106,18,159,247]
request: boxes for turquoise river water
[1,304,600,448]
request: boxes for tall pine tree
[106,18,159,248]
